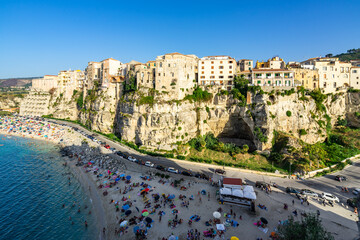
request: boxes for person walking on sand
[355,207,358,215]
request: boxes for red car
[104,144,111,149]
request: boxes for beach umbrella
[125,210,132,216]
[122,205,130,210]
[260,217,268,224]
[144,188,150,192]
[154,195,160,201]
[168,194,175,200]
[120,220,128,227]
[126,175,131,180]
[142,211,149,217]
[230,237,239,240]
[133,226,139,233]
[216,224,225,231]
[142,209,148,213]
[145,217,152,223]
[115,178,120,181]
[213,211,221,219]
[120,174,125,177]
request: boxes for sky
[0,0,359,78]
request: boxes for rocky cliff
[17,84,360,152]
[112,88,360,151]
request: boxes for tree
[278,213,334,240]
[325,53,333,58]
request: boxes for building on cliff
[288,62,319,90]
[57,70,85,98]
[350,66,360,89]
[133,61,156,89]
[99,58,127,89]
[301,57,351,93]
[155,53,198,100]
[251,57,295,87]
[32,75,58,92]
[198,56,236,91]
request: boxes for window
[330,67,333,71]
[200,76,205,79]
[219,76,224,79]
[340,67,344,73]
[332,74,335,78]
[229,61,233,64]
[174,63,176,67]
[324,74,326,79]
[201,71,204,74]
[353,70,357,73]
[322,67,327,71]
[219,66,224,69]
[228,81,232,85]
[168,64,171,67]
[211,66,214,69]
[229,71,232,74]
[171,72,174,77]
[229,66,232,69]
[220,61,223,64]
[158,73,161,76]
[202,66,204,69]
[160,63,162,67]
[211,71,214,74]
[334,82,337,88]
[211,61,214,64]
[228,76,233,78]
[220,71,223,74]
[202,61,204,64]
[346,67,349,72]
[210,76,215,79]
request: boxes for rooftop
[223,177,243,186]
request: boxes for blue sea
[0,135,97,240]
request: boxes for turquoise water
[0,135,97,240]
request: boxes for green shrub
[286,110,292,117]
[138,95,154,106]
[299,129,307,135]
[184,87,212,102]
[176,155,186,160]
[254,127,268,143]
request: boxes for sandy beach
[1,116,358,240]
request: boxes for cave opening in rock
[217,116,257,152]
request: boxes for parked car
[321,192,340,202]
[110,147,116,152]
[104,145,111,149]
[128,156,137,162]
[352,188,360,195]
[167,167,179,174]
[301,189,318,198]
[145,161,154,167]
[156,165,166,171]
[335,175,347,181]
[286,187,300,194]
[181,170,193,176]
[215,169,226,174]
[347,198,358,208]
[255,181,268,188]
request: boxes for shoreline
[0,125,111,240]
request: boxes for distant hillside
[332,48,360,61]
[0,77,39,88]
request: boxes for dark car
[335,175,347,181]
[347,198,358,208]
[156,165,166,171]
[215,169,226,174]
[286,187,300,194]
[181,170,193,177]
[255,181,268,188]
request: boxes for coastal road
[50,119,360,204]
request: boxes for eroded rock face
[22,86,360,152]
